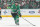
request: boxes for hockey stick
[17,13,36,26]
[21,17,36,26]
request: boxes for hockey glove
[19,14,21,17]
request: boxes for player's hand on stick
[19,14,21,17]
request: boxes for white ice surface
[0,17,40,27]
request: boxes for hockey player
[11,2,21,25]
[0,0,2,20]
[0,7,2,20]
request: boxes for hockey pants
[11,13,19,25]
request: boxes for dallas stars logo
[4,10,7,15]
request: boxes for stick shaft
[22,17,35,26]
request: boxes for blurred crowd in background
[0,0,40,9]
